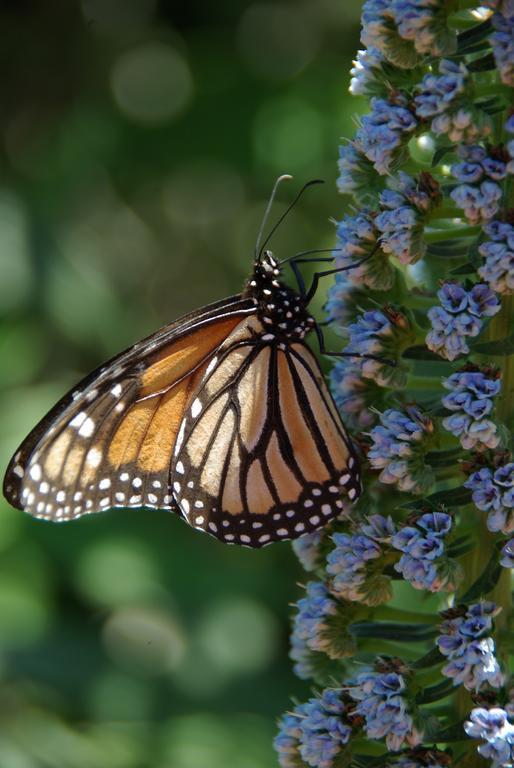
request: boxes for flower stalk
[275,3,514,767]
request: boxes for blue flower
[291,582,337,665]
[391,0,456,57]
[438,603,504,692]
[465,462,514,534]
[395,752,451,768]
[450,181,503,224]
[355,96,417,175]
[451,144,509,183]
[334,211,395,290]
[361,0,421,69]
[450,144,508,223]
[275,690,351,768]
[368,407,435,494]
[415,60,492,142]
[350,48,388,97]
[274,709,306,768]
[492,10,514,87]
[293,531,325,572]
[337,142,383,204]
[348,667,423,751]
[500,538,514,568]
[442,368,501,450]
[375,172,440,264]
[426,283,501,361]
[343,306,413,389]
[330,359,383,430]
[327,517,393,606]
[464,707,514,767]
[391,512,459,591]
[479,220,514,294]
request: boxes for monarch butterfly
[3,176,366,548]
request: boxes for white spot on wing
[78,417,95,438]
[29,464,41,481]
[191,398,202,418]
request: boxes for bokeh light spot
[197,597,278,675]
[75,537,162,607]
[0,192,32,312]
[253,98,324,172]
[102,606,186,675]
[237,4,319,81]
[110,43,193,124]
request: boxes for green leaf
[431,720,468,743]
[350,621,437,642]
[478,96,510,116]
[450,262,477,275]
[457,19,492,52]
[412,646,444,669]
[425,448,463,468]
[471,334,514,356]
[468,52,496,72]
[432,144,454,167]
[402,486,472,510]
[416,678,454,704]
[403,345,446,361]
[427,241,473,258]
[460,549,502,602]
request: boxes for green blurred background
[0,2,364,766]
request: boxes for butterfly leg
[313,323,396,368]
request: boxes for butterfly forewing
[171,317,361,547]
[4,297,253,520]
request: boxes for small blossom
[465,461,514,534]
[337,141,383,204]
[368,407,435,494]
[450,181,503,224]
[479,220,514,294]
[348,666,423,751]
[376,172,440,264]
[292,582,337,661]
[361,0,421,69]
[330,359,384,430]
[442,368,502,450]
[437,603,504,692]
[292,531,324,572]
[464,706,514,767]
[392,512,460,592]
[327,515,395,606]
[491,10,514,87]
[355,95,418,175]
[334,211,395,290]
[500,538,514,567]
[344,306,414,388]
[391,0,456,57]
[415,60,492,143]
[450,144,508,223]
[393,750,451,768]
[275,690,351,768]
[426,282,501,361]
[350,48,388,97]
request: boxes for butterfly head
[246,250,315,340]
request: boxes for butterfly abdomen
[245,251,316,342]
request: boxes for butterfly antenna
[255,174,293,261]
[257,177,324,261]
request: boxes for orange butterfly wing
[3,297,253,520]
[172,316,361,547]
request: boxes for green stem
[372,605,439,624]
[425,226,480,243]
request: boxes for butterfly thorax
[245,250,316,341]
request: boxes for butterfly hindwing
[171,317,361,547]
[4,297,253,520]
